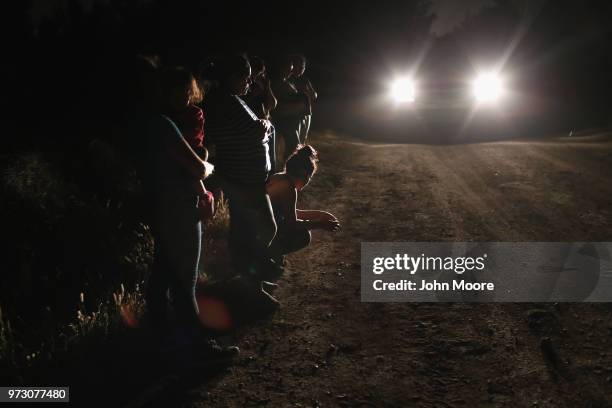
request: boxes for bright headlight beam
[391,78,415,103]
[473,73,502,102]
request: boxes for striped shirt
[204,93,271,185]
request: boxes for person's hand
[257,119,271,135]
[202,161,215,179]
[197,191,215,223]
[320,218,340,232]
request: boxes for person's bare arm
[279,189,339,231]
[297,210,335,221]
[164,128,213,180]
[297,210,340,231]
[305,78,318,101]
[263,77,277,114]
[272,182,319,231]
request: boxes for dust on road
[194,132,612,407]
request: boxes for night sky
[430,0,494,34]
[29,0,496,36]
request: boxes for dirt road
[191,132,612,407]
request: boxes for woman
[267,145,340,262]
[121,56,236,357]
[203,55,280,283]
[160,66,214,222]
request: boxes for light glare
[391,78,415,103]
[473,73,502,102]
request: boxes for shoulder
[154,114,183,138]
[267,173,288,185]
[141,113,176,131]
[267,174,296,197]
[158,113,179,127]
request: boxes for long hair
[160,66,203,104]
[285,144,319,182]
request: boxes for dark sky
[29,0,108,24]
[29,0,496,36]
[430,0,494,34]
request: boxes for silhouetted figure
[267,145,340,264]
[160,67,214,222]
[289,54,317,143]
[203,55,281,286]
[245,56,277,119]
[121,56,236,359]
[245,56,278,173]
[269,55,309,163]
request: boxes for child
[161,67,214,221]
[266,145,340,262]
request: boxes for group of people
[118,53,339,360]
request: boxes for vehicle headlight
[390,78,416,103]
[472,73,503,102]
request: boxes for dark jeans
[146,193,201,328]
[220,179,277,277]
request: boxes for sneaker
[271,254,286,266]
[256,258,284,282]
[165,338,240,370]
[196,338,240,363]
[229,276,280,323]
[261,281,279,293]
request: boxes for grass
[0,148,235,385]
[201,194,233,281]
[0,306,18,381]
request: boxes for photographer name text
[373,279,494,291]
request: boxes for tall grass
[0,149,234,383]
[201,196,232,281]
[0,306,18,382]
[0,150,153,383]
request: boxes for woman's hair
[285,144,319,182]
[160,66,203,104]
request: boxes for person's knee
[300,229,312,248]
[256,217,277,247]
[289,229,311,252]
